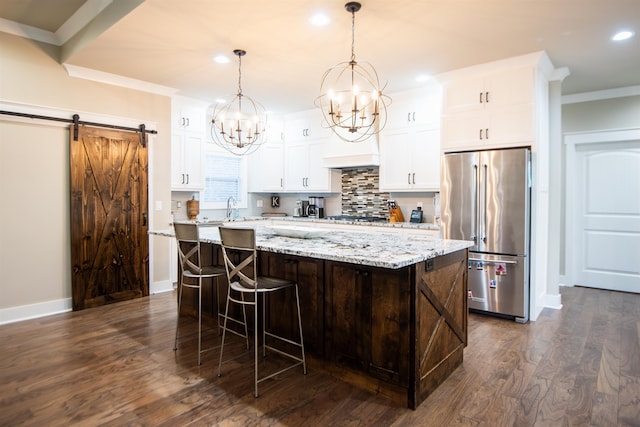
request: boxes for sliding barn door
[70,125,149,310]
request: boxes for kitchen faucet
[226,196,236,220]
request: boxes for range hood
[322,136,380,168]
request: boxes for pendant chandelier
[211,49,267,156]
[316,2,391,143]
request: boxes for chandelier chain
[350,8,356,63]
[237,53,243,96]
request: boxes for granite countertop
[152,223,471,269]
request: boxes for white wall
[0,32,173,324]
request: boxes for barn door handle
[142,212,147,227]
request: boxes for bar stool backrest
[219,227,258,291]
[174,223,203,275]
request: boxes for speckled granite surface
[151,223,472,269]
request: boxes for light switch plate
[155,201,162,211]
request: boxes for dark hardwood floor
[1,286,639,426]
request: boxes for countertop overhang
[151,222,472,269]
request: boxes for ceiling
[1,0,639,114]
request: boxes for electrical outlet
[257,200,263,208]
[417,202,423,209]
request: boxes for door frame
[564,127,640,288]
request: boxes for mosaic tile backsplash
[341,167,390,217]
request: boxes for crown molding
[562,85,640,104]
[63,64,178,97]
[0,0,111,46]
[0,17,58,45]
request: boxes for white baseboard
[0,298,72,326]
[530,291,563,321]
[1,281,174,326]
[150,280,175,294]
[543,293,563,310]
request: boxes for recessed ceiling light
[310,12,330,27]
[213,54,230,64]
[611,30,635,41]
[415,74,432,83]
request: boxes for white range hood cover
[322,136,380,168]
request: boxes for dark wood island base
[178,242,468,409]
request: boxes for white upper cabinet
[439,52,553,152]
[171,97,208,191]
[442,67,534,114]
[248,117,286,192]
[385,86,441,130]
[283,109,339,193]
[379,86,442,192]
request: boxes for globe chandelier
[316,2,391,143]
[211,49,267,156]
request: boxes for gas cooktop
[324,215,388,223]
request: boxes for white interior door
[573,139,640,292]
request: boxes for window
[199,146,247,210]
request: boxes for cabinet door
[441,111,487,152]
[325,262,369,371]
[325,261,410,386]
[284,140,307,191]
[442,76,485,114]
[380,126,440,191]
[385,87,442,130]
[368,267,410,386]
[412,127,441,191]
[258,142,284,191]
[484,67,534,108]
[379,128,413,191]
[182,134,203,189]
[171,132,203,190]
[486,103,534,146]
[305,138,330,191]
[442,104,534,151]
[171,132,186,189]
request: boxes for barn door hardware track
[0,110,157,146]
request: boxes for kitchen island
[152,221,472,409]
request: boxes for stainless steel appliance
[307,196,324,218]
[441,147,531,322]
[294,200,309,217]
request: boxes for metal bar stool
[173,222,227,365]
[217,226,307,397]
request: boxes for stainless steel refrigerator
[441,147,531,322]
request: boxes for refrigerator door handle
[482,163,488,243]
[471,163,478,243]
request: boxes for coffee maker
[307,196,324,218]
[294,200,309,217]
